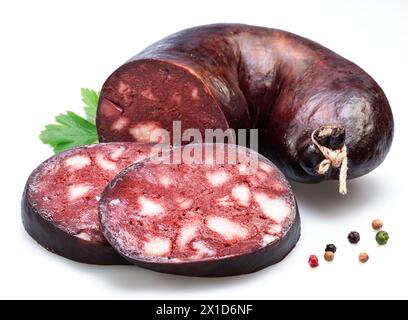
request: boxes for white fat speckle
[206,170,231,186]
[231,184,251,206]
[268,224,283,235]
[177,224,198,249]
[216,195,234,207]
[110,146,125,160]
[176,198,193,210]
[65,155,91,169]
[160,175,174,188]
[207,216,248,241]
[96,154,117,171]
[144,237,171,256]
[76,232,92,241]
[109,199,121,206]
[95,196,101,201]
[262,234,276,246]
[138,196,164,216]
[140,87,157,101]
[238,163,250,175]
[254,193,291,223]
[129,122,164,143]
[118,81,130,94]
[191,88,199,100]
[68,184,91,201]
[111,117,129,131]
[116,82,133,103]
[192,241,215,257]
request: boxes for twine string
[311,129,348,195]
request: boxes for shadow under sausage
[290,175,383,215]
[69,261,280,293]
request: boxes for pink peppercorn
[308,255,319,268]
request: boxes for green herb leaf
[39,89,99,153]
[81,88,99,125]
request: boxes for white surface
[0,0,407,300]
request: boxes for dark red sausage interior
[99,144,300,276]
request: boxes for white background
[0,0,407,300]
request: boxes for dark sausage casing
[97,24,393,184]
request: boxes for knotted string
[311,129,348,195]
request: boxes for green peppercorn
[376,231,389,245]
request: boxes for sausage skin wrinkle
[97,24,394,184]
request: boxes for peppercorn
[372,219,383,230]
[324,251,335,262]
[308,255,319,268]
[359,252,369,263]
[348,231,360,244]
[376,231,389,245]
[325,244,337,253]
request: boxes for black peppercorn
[325,244,337,253]
[348,231,360,244]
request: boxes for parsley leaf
[81,88,99,125]
[39,89,100,153]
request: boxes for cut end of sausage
[100,143,299,276]
[97,59,229,143]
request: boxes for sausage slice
[99,144,300,276]
[22,143,156,264]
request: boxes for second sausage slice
[99,143,300,276]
